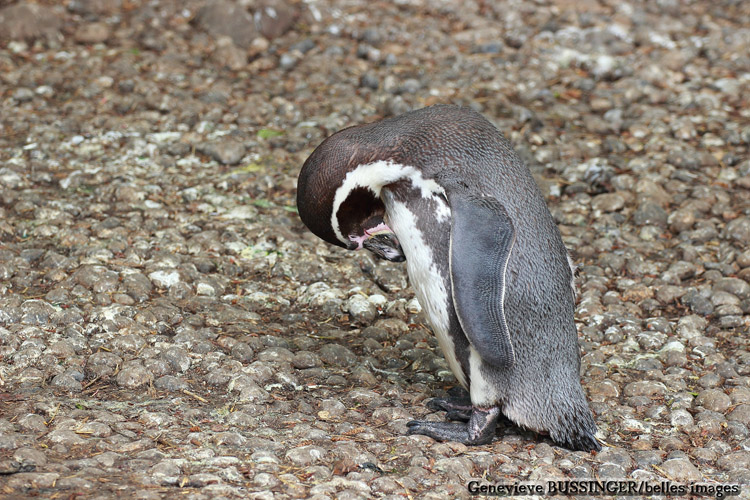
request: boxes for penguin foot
[426,388,472,421]
[406,406,500,445]
[426,396,473,414]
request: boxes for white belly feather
[383,195,468,389]
[331,160,469,389]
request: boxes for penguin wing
[447,192,516,369]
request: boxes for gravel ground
[1,0,750,498]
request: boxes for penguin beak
[363,232,406,262]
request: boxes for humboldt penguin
[296,104,600,451]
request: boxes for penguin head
[297,125,406,262]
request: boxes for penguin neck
[330,160,444,245]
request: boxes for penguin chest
[381,188,468,388]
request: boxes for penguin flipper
[448,192,516,369]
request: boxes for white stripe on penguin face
[330,160,446,245]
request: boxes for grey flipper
[448,192,516,369]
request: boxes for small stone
[74,22,110,43]
[18,414,47,433]
[254,472,280,489]
[472,41,504,54]
[624,380,667,397]
[13,87,34,102]
[20,300,56,326]
[633,201,668,227]
[115,360,152,388]
[292,351,321,369]
[730,388,750,405]
[695,389,731,413]
[255,0,297,39]
[695,411,725,436]
[75,421,112,438]
[693,447,718,464]
[231,342,255,362]
[279,52,299,70]
[597,447,634,469]
[148,270,181,289]
[198,138,247,165]
[726,217,750,244]
[86,351,123,378]
[150,460,182,486]
[257,346,294,364]
[351,365,378,386]
[213,38,247,70]
[668,208,695,232]
[398,78,421,94]
[716,451,750,472]
[737,249,750,268]
[591,193,625,213]
[713,278,750,299]
[588,380,619,399]
[46,429,86,446]
[318,344,357,367]
[346,294,378,323]
[194,0,257,48]
[286,445,326,466]
[597,463,626,478]
[434,456,475,481]
[50,373,83,392]
[0,3,61,41]
[728,405,750,425]
[13,447,47,468]
[360,73,379,90]
[318,398,346,419]
[162,347,191,372]
[659,457,701,481]
[154,375,189,392]
[670,409,694,428]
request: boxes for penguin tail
[549,411,601,452]
[556,428,601,452]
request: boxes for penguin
[296,104,600,452]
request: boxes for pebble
[74,22,110,44]
[728,405,750,425]
[13,87,34,102]
[346,294,378,323]
[318,344,357,367]
[198,139,247,165]
[115,360,152,388]
[591,193,625,213]
[659,457,701,481]
[286,445,327,466]
[194,0,258,47]
[694,389,731,413]
[726,217,750,244]
[360,73,379,90]
[0,3,61,41]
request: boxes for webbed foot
[406,406,500,445]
